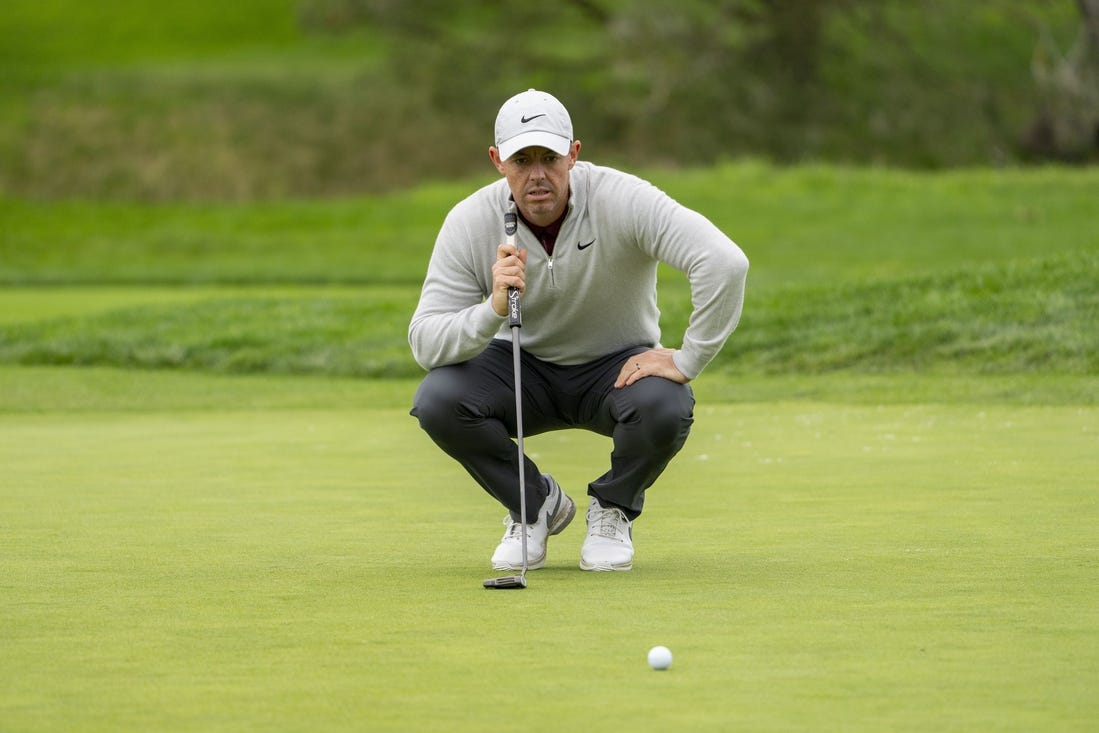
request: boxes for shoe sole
[493,556,546,571]
[578,558,633,572]
[492,491,576,571]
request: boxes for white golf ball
[647,645,673,670]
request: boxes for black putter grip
[504,212,521,328]
[507,287,521,328]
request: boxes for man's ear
[489,147,507,174]
[568,140,581,169]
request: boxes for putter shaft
[484,209,528,590]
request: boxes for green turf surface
[1,368,1096,731]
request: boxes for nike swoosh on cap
[521,114,547,123]
[577,239,596,250]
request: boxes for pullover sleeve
[630,180,749,379]
[408,198,505,371]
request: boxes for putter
[484,210,528,590]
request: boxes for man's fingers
[497,244,527,262]
[613,350,688,389]
[614,358,644,388]
[492,244,527,316]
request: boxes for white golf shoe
[579,497,634,571]
[491,475,576,571]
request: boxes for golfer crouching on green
[409,89,749,572]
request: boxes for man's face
[490,142,580,227]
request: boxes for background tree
[299,0,881,163]
[301,0,1090,169]
[1027,0,1099,159]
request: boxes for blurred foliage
[0,0,1091,200]
[296,0,1093,166]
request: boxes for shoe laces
[589,503,630,541]
[501,517,531,542]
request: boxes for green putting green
[2,369,1095,731]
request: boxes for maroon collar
[517,206,569,256]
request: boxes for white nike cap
[494,89,573,161]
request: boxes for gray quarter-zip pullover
[409,162,749,380]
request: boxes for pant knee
[619,380,694,448]
[410,369,466,437]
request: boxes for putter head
[483,574,527,589]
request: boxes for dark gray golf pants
[410,340,694,522]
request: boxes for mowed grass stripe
[2,367,1097,415]
[3,163,1096,287]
